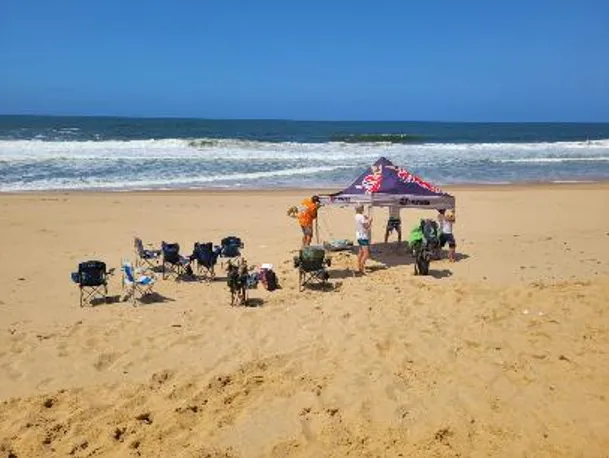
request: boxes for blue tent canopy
[319,157,455,210]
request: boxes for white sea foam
[1,138,609,191]
[1,138,608,163]
[0,165,350,192]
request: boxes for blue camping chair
[191,242,222,281]
[121,259,156,304]
[134,237,161,269]
[219,236,244,266]
[161,242,192,279]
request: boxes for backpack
[263,269,278,291]
[421,219,439,245]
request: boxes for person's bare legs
[302,226,312,247]
[449,246,456,262]
[384,229,389,243]
[359,246,370,272]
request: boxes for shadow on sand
[327,242,469,280]
[243,297,264,308]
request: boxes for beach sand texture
[0,184,608,457]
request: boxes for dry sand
[0,184,608,457]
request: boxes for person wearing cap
[298,195,320,247]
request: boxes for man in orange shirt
[298,195,320,247]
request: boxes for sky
[1,0,608,121]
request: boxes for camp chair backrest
[301,246,325,261]
[162,242,181,263]
[221,236,243,249]
[194,242,218,265]
[123,263,135,283]
[78,261,107,286]
[299,247,326,272]
[134,238,146,256]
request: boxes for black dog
[226,259,248,306]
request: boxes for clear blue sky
[1,0,608,121]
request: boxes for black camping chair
[294,245,331,292]
[190,242,221,281]
[134,237,161,270]
[71,260,109,307]
[161,242,192,279]
[219,236,244,266]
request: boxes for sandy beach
[1,183,608,457]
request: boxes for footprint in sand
[93,352,122,371]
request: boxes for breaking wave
[1,137,608,191]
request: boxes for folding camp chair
[219,236,244,267]
[293,246,331,292]
[191,242,221,281]
[161,242,192,279]
[121,259,156,304]
[134,237,161,270]
[71,260,109,307]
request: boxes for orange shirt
[298,198,318,227]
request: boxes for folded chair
[121,259,156,304]
[293,246,331,292]
[161,242,192,279]
[191,242,221,281]
[134,237,161,269]
[71,260,109,307]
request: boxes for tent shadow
[369,242,414,268]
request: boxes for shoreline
[2,180,609,196]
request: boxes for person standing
[298,195,320,247]
[355,205,372,274]
[384,205,402,243]
[438,209,456,262]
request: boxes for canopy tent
[318,157,455,210]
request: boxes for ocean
[1,115,609,192]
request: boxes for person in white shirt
[384,205,402,243]
[355,205,372,274]
[437,209,456,262]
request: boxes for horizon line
[1,113,609,124]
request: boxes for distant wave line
[497,157,609,163]
[0,165,352,192]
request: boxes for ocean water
[1,115,609,192]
